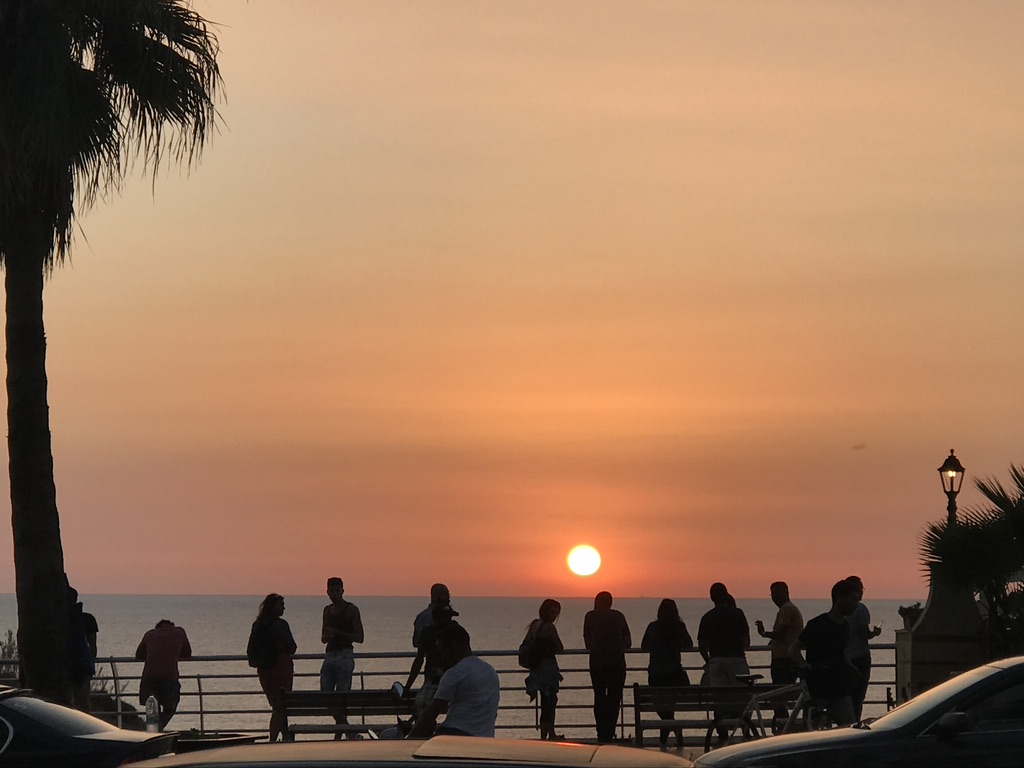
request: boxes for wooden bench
[281,689,417,739]
[633,683,796,751]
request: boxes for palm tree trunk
[5,216,72,704]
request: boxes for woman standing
[641,598,694,749]
[247,593,297,742]
[524,599,564,740]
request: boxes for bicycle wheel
[790,698,829,732]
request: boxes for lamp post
[896,448,984,702]
[938,449,965,527]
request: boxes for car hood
[694,726,872,766]
[78,729,177,746]
[132,736,695,767]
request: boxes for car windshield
[1,696,118,736]
[868,664,1002,732]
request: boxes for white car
[134,734,696,768]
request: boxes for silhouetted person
[320,577,364,737]
[136,619,192,729]
[409,624,500,738]
[755,582,803,686]
[404,602,459,715]
[844,575,881,721]
[790,580,859,726]
[247,593,297,742]
[583,591,631,743]
[413,583,450,647]
[698,583,750,685]
[641,598,693,749]
[755,581,803,725]
[697,583,750,741]
[67,584,98,712]
[524,599,564,741]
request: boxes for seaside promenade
[18,642,895,745]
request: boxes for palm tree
[920,465,1024,658]
[0,0,220,703]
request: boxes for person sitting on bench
[409,624,499,738]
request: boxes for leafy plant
[920,464,1024,657]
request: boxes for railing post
[197,675,205,733]
[110,658,122,729]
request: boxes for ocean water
[0,594,916,737]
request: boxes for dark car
[694,655,1024,768]
[132,734,696,768]
[0,686,177,767]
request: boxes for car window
[963,680,1024,732]
[0,696,118,735]
[870,664,1002,732]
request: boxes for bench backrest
[282,690,416,718]
[633,683,793,712]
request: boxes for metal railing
[4,644,897,742]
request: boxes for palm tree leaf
[921,464,1024,619]
[0,0,223,265]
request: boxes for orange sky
[2,1,1022,599]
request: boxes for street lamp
[897,448,982,703]
[937,449,965,526]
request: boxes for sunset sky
[2,1,1022,599]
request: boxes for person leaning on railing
[135,619,192,730]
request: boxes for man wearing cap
[404,602,459,715]
[413,583,450,648]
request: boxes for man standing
[320,577,364,735]
[413,583,450,648]
[404,602,459,715]
[755,581,804,686]
[844,575,881,721]
[409,624,499,738]
[697,583,750,742]
[135,619,192,729]
[583,591,631,743]
[755,581,803,727]
[790,579,860,726]
[698,583,750,686]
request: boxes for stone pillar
[897,569,984,704]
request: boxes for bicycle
[721,674,832,746]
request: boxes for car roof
[134,736,693,767]
[988,655,1024,670]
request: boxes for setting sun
[567,545,602,577]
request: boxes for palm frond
[0,0,222,267]
[84,0,222,176]
[920,464,1024,617]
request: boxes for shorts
[320,649,355,692]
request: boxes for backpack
[517,636,534,669]
[246,621,277,669]
[517,624,545,669]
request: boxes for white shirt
[434,655,500,737]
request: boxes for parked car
[132,734,696,767]
[694,655,1024,767]
[0,686,177,767]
